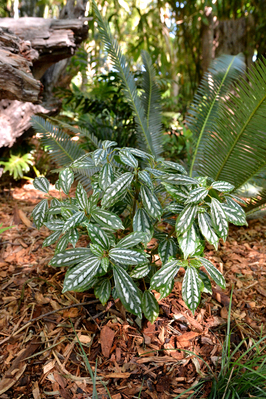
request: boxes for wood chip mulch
[0,184,265,399]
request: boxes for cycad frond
[92,0,158,157]
[141,50,163,157]
[245,188,266,215]
[191,58,266,192]
[188,54,245,176]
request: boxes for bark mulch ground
[0,184,265,399]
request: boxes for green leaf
[182,267,201,314]
[63,256,101,292]
[164,203,184,214]
[212,181,235,192]
[113,265,142,318]
[44,219,65,231]
[133,208,154,243]
[160,160,187,175]
[69,228,79,247]
[161,174,199,186]
[61,207,73,220]
[63,211,85,233]
[98,163,114,191]
[101,172,134,208]
[158,238,177,264]
[101,257,109,272]
[33,177,50,193]
[90,243,104,257]
[76,182,89,211]
[102,140,117,149]
[175,204,198,236]
[59,168,74,195]
[196,256,226,289]
[86,223,110,249]
[32,199,48,229]
[109,248,147,265]
[55,232,70,253]
[119,149,138,168]
[127,148,154,160]
[222,204,248,226]
[92,209,124,230]
[158,278,174,300]
[87,191,100,213]
[140,185,162,219]
[93,149,106,166]
[141,291,159,323]
[50,248,93,267]
[210,198,228,241]
[138,170,153,190]
[185,187,208,204]
[130,263,150,279]
[42,230,62,247]
[150,259,181,290]
[198,270,212,294]
[94,279,111,305]
[116,232,146,248]
[178,225,202,259]
[198,211,219,250]
[162,183,189,202]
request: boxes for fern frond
[92,0,157,157]
[188,54,245,176]
[141,50,163,157]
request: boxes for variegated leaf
[90,243,104,257]
[55,232,70,254]
[196,256,226,289]
[42,230,61,247]
[130,263,150,279]
[146,168,165,177]
[93,149,107,166]
[185,187,208,204]
[33,177,50,193]
[198,211,219,250]
[61,207,73,220]
[55,179,61,191]
[127,148,153,160]
[133,208,154,243]
[94,279,111,305]
[44,219,64,231]
[212,181,235,193]
[109,248,147,265]
[210,198,228,242]
[86,223,110,249]
[63,211,85,233]
[101,257,109,272]
[198,270,212,294]
[101,140,117,149]
[62,257,101,292]
[161,160,187,175]
[178,225,201,259]
[113,265,142,318]
[141,291,159,323]
[140,185,162,219]
[92,209,124,230]
[225,194,246,205]
[69,228,79,247]
[175,204,198,236]
[119,149,138,168]
[182,267,201,314]
[48,205,62,215]
[161,174,199,186]
[76,182,89,211]
[59,168,74,195]
[87,191,100,213]
[158,238,177,264]
[222,204,248,226]
[158,278,174,300]
[150,259,181,290]
[32,199,48,229]
[116,232,146,249]
[138,170,153,190]
[162,183,189,202]
[101,172,134,209]
[99,163,114,191]
[71,156,95,169]
[164,203,184,214]
[50,247,93,267]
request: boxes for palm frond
[191,58,266,192]
[141,50,163,157]
[245,188,266,215]
[92,0,158,158]
[188,54,245,176]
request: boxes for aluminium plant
[30,0,248,323]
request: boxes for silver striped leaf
[33,176,50,193]
[161,173,199,186]
[158,238,177,264]
[70,156,95,169]
[86,223,110,249]
[44,219,65,231]
[94,279,111,305]
[50,247,93,267]
[150,259,182,290]
[160,160,187,175]
[101,140,117,149]
[93,149,107,166]
[90,243,104,257]
[101,172,134,209]
[87,191,100,213]
[141,291,159,323]
[145,168,165,177]
[130,263,150,279]
[185,187,209,204]
[210,198,228,242]
[198,211,219,250]
[61,207,73,220]
[196,256,226,289]
[116,232,147,249]
[48,205,62,215]
[198,270,212,294]
[175,204,198,236]
[109,248,147,265]
[62,211,85,233]
[140,185,162,219]
[92,209,124,231]
[62,256,101,292]
[59,168,74,195]
[212,181,235,193]
[68,228,79,247]
[225,194,246,205]
[164,202,184,214]
[99,163,114,191]
[182,266,201,314]
[138,170,153,190]
[32,199,48,229]
[42,230,62,248]
[76,182,89,211]
[158,278,174,300]
[133,208,154,243]
[162,183,189,202]
[101,257,109,272]
[55,179,61,191]
[178,224,202,259]
[55,231,70,254]
[126,148,153,160]
[119,149,138,168]
[113,265,142,318]
[222,204,247,226]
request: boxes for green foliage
[0,223,13,235]
[0,153,34,180]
